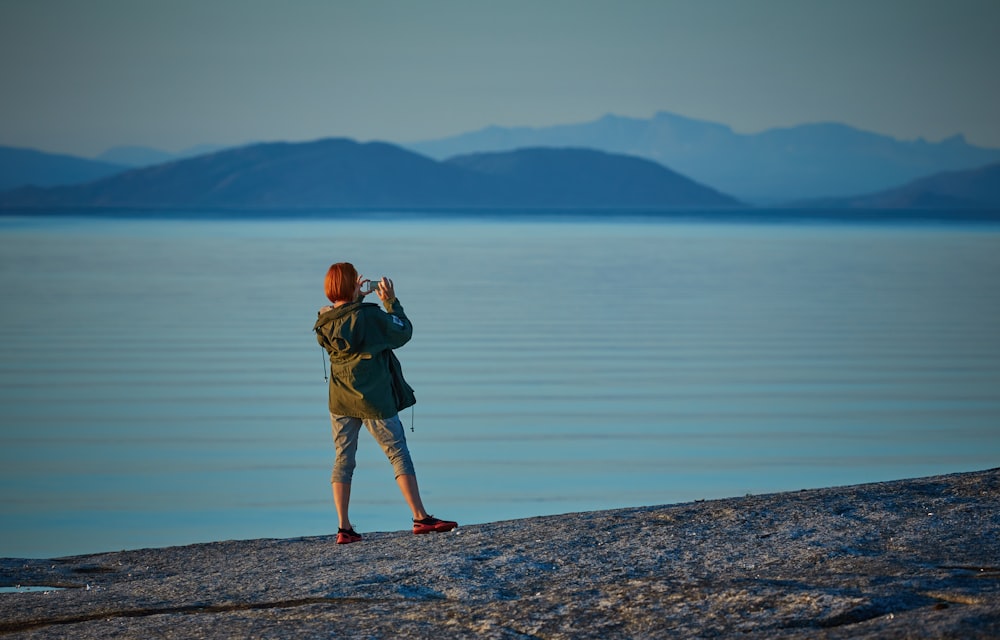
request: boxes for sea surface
[1,212,999,558]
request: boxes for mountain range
[0,139,740,210]
[407,112,1000,204]
[2,110,999,212]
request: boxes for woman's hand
[358,275,395,302]
[359,276,379,296]
[376,277,395,302]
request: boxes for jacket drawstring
[314,323,329,382]
[319,347,328,382]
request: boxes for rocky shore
[2,468,998,639]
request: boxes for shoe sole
[413,523,457,534]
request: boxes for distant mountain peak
[651,110,733,129]
[96,143,234,168]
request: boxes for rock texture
[2,468,998,639]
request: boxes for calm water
[1,213,998,558]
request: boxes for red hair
[325,262,357,303]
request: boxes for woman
[313,262,456,544]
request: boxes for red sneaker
[413,516,458,534]
[336,528,362,544]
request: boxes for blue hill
[0,146,128,191]
[0,138,742,211]
[791,162,1000,209]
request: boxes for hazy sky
[1,0,998,158]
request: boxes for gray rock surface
[2,468,998,639]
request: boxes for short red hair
[325,262,357,303]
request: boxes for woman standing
[314,262,456,544]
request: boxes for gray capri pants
[330,413,416,483]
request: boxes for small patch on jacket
[391,315,405,327]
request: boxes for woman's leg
[365,415,456,532]
[396,474,430,521]
[330,415,363,530]
[364,415,427,518]
[332,481,353,530]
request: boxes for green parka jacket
[313,297,416,419]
